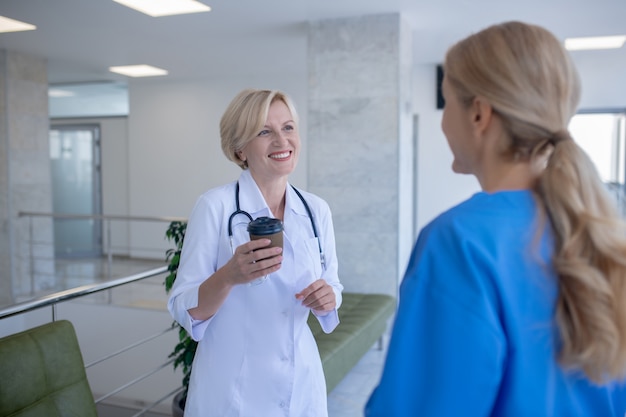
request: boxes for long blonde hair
[445,21,626,382]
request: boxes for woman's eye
[284,124,294,132]
[257,129,270,136]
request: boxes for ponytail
[537,133,626,382]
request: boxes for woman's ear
[236,150,246,162]
[470,96,494,137]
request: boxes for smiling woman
[167,88,344,417]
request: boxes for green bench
[0,320,98,417]
[308,292,397,393]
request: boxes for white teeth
[270,152,290,159]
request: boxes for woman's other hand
[295,279,336,314]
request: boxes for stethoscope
[227,182,326,270]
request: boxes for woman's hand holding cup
[227,238,283,286]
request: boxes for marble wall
[307,14,413,297]
[0,50,53,305]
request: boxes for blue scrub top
[366,190,626,417]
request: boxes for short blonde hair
[220,89,299,169]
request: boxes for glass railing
[12,211,185,302]
[0,266,182,416]
[1,211,187,416]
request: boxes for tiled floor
[327,336,388,417]
[10,255,390,417]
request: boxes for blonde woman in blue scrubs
[168,89,343,417]
[367,21,626,416]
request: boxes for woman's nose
[274,130,289,144]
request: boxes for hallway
[11,255,388,416]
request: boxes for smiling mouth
[269,151,291,160]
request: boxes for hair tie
[551,130,571,145]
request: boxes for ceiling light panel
[0,16,36,33]
[109,65,168,77]
[112,0,211,17]
[48,89,76,98]
[565,35,626,51]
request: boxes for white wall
[412,63,480,232]
[575,52,626,110]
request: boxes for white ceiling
[0,0,625,86]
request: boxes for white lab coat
[168,170,343,417]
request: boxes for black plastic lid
[247,216,283,235]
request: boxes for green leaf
[163,220,196,396]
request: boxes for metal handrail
[0,266,167,320]
[18,211,187,223]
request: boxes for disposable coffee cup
[247,216,283,260]
[247,217,283,286]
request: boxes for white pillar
[308,14,413,296]
[0,49,53,305]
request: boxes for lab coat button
[279,401,286,408]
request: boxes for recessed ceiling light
[0,16,36,33]
[112,0,211,17]
[109,65,169,77]
[565,35,626,51]
[48,89,76,98]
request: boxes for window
[569,109,626,211]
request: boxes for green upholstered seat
[308,292,396,393]
[0,320,98,417]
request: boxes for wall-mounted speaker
[436,64,445,110]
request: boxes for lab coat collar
[236,170,309,219]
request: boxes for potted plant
[164,220,196,416]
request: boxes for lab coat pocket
[301,237,323,287]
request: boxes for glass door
[49,125,102,258]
